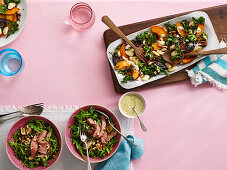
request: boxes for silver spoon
[132,107,147,132]
[0,103,44,118]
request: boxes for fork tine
[224,36,227,44]
[26,103,44,108]
[139,56,146,63]
[140,54,148,63]
[34,103,44,107]
[30,107,43,111]
[141,55,146,59]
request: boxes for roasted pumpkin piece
[4,7,20,15]
[150,25,167,39]
[196,24,204,37]
[120,42,129,59]
[176,22,187,37]
[151,41,161,50]
[182,56,196,64]
[132,69,140,80]
[114,60,130,70]
[0,14,17,22]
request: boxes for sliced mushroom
[20,127,27,135]
[26,125,32,134]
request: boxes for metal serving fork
[102,15,148,63]
[0,103,44,118]
[0,103,44,124]
[79,123,92,170]
[95,110,137,147]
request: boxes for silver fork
[80,123,92,170]
[0,103,44,118]
[95,110,137,147]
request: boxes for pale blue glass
[0,48,22,76]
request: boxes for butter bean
[168,66,177,72]
[3,27,8,35]
[125,50,134,57]
[157,50,164,55]
[161,48,167,52]
[165,62,172,69]
[8,3,16,10]
[142,75,149,81]
[152,51,160,56]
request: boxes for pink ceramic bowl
[65,105,121,163]
[6,115,62,170]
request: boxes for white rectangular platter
[106,11,220,89]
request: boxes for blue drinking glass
[0,48,22,76]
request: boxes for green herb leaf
[0,4,7,14]
[6,21,19,38]
[121,75,134,83]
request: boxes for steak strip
[96,116,106,138]
[87,118,100,138]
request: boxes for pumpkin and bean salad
[0,0,21,38]
[112,16,208,83]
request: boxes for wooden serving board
[103,4,227,93]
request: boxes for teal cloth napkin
[186,41,227,90]
[95,135,144,170]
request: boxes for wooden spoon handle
[102,15,136,49]
[184,47,227,57]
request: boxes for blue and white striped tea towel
[186,41,227,90]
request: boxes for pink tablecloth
[1,0,227,170]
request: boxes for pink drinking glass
[69,2,95,31]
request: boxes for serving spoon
[132,107,147,132]
[162,47,227,64]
